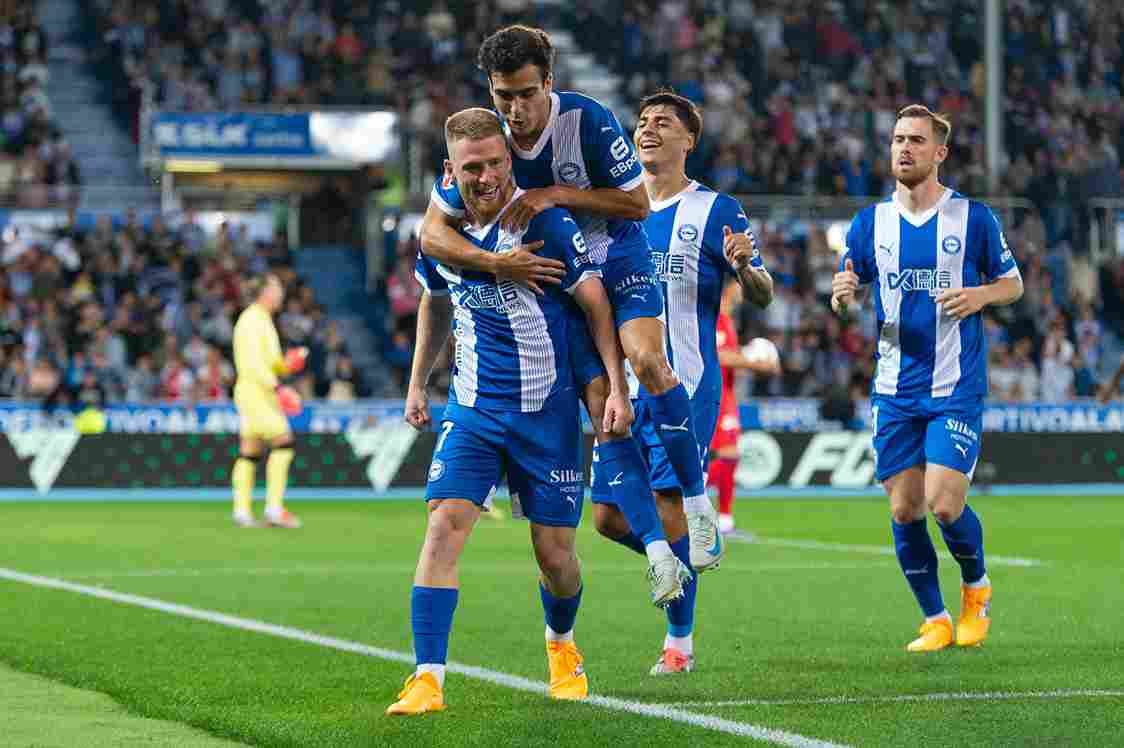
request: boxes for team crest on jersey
[496,238,515,254]
[677,224,699,243]
[428,459,446,482]
[941,236,962,255]
[558,162,583,183]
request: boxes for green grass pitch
[0,495,1121,747]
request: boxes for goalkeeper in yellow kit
[231,273,308,528]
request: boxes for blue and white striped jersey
[430,91,648,267]
[415,190,601,412]
[641,181,764,403]
[842,189,1021,399]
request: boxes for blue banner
[2,400,1123,434]
[150,111,398,162]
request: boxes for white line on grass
[0,567,848,748]
[672,689,1124,708]
[728,532,1045,567]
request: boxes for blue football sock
[609,531,647,555]
[665,535,697,637]
[540,583,582,636]
[598,437,665,545]
[937,505,987,584]
[891,518,945,617]
[411,586,459,665]
[648,385,706,498]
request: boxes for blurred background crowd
[2,0,1123,406]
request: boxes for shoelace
[688,514,716,549]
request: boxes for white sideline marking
[673,689,1124,708]
[0,567,848,748]
[728,532,1045,567]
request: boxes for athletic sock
[265,447,294,513]
[664,535,697,641]
[541,584,582,643]
[231,456,257,516]
[891,517,945,617]
[937,504,987,584]
[411,586,458,689]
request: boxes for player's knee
[535,543,577,581]
[927,493,965,525]
[592,505,629,539]
[630,348,676,392]
[891,500,925,525]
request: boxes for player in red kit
[708,279,780,535]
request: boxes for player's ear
[443,159,454,177]
[542,72,553,93]
[935,143,949,165]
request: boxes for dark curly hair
[477,25,555,81]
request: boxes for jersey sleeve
[429,173,465,218]
[582,101,643,192]
[841,212,875,284]
[705,194,765,276]
[414,249,450,295]
[533,208,602,294]
[979,205,1021,280]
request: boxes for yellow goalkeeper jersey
[233,302,288,397]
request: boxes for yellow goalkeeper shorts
[234,388,291,442]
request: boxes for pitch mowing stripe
[729,532,1045,567]
[0,567,849,748]
[673,689,1124,708]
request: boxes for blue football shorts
[424,395,585,527]
[590,394,719,504]
[870,394,984,483]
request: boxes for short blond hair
[897,104,952,145]
[445,108,506,154]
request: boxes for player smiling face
[634,103,695,171]
[447,133,515,225]
[891,113,949,189]
[488,63,553,146]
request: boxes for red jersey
[716,312,738,397]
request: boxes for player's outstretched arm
[404,291,454,431]
[718,348,781,376]
[420,202,564,295]
[572,278,633,436]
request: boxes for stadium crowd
[1,0,1121,405]
[0,2,82,208]
[0,211,370,407]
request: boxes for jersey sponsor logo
[651,250,686,281]
[886,268,954,296]
[945,418,979,441]
[550,468,583,483]
[428,458,446,482]
[609,154,637,178]
[676,224,699,243]
[941,236,963,255]
[612,273,656,297]
[453,281,522,312]
[558,162,583,183]
[609,135,630,161]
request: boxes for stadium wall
[1,413,1122,498]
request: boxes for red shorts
[710,409,741,452]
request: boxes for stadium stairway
[39,0,154,192]
[544,29,627,123]
[294,246,395,396]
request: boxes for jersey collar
[648,179,700,212]
[511,93,560,161]
[464,187,526,241]
[893,187,953,227]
